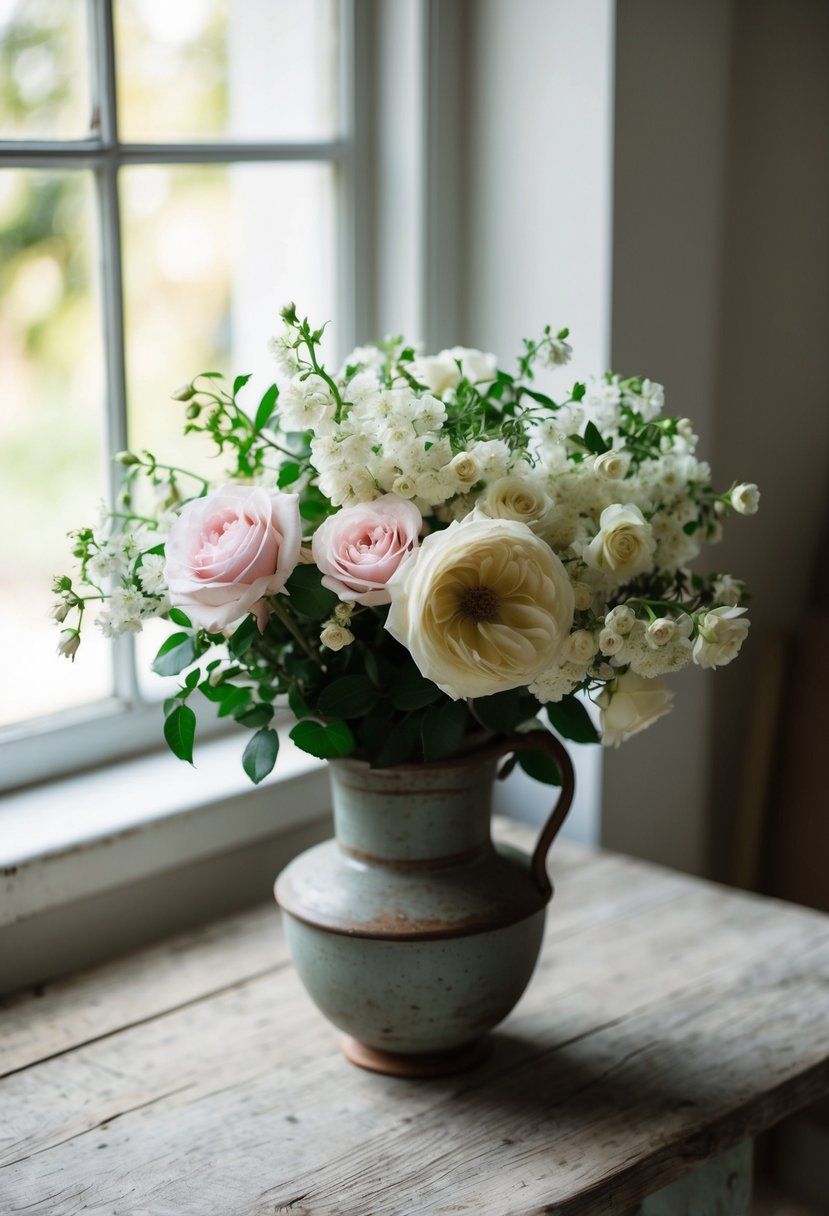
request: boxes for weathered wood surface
[2,829,828,1216]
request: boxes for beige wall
[456,0,829,876]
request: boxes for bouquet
[53,305,759,785]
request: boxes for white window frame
[0,0,374,791]
[0,2,457,985]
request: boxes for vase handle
[494,730,575,898]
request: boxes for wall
[606,0,829,877]
[456,0,616,843]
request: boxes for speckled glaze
[275,731,574,1074]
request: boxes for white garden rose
[605,604,636,635]
[692,606,750,669]
[593,450,629,480]
[320,622,355,651]
[474,475,554,535]
[410,347,497,396]
[385,518,574,700]
[597,671,674,747]
[646,617,676,648]
[586,503,655,579]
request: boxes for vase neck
[327,756,498,864]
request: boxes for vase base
[340,1035,490,1078]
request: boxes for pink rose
[165,485,301,632]
[311,494,422,606]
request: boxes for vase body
[275,738,570,1073]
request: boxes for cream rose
[561,629,598,665]
[474,475,554,535]
[597,671,674,747]
[165,485,301,632]
[730,483,760,515]
[311,494,422,606]
[385,518,574,700]
[692,606,750,668]
[587,503,655,578]
[410,347,497,396]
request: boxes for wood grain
[1,833,828,1216]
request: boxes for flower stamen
[458,585,500,622]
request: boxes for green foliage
[317,675,379,719]
[164,705,196,764]
[517,748,562,785]
[242,729,279,784]
[290,718,356,759]
[152,632,198,676]
[421,700,472,762]
[546,696,600,744]
[284,565,338,619]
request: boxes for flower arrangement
[54,305,758,784]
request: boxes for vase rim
[329,731,509,775]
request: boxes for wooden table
[2,826,829,1215]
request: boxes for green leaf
[168,608,192,628]
[254,383,278,431]
[521,386,558,410]
[546,695,599,744]
[421,700,471,762]
[182,668,201,692]
[390,667,443,711]
[233,373,252,396]
[164,704,196,764]
[372,714,422,768]
[583,420,610,455]
[288,685,312,719]
[290,718,355,759]
[152,632,197,676]
[571,381,586,402]
[317,674,379,719]
[516,747,562,785]
[228,613,258,659]
[277,461,302,489]
[284,564,338,620]
[216,687,252,719]
[242,728,279,784]
[236,703,275,729]
[471,688,524,734]
[299,490,332,524]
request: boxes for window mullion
[87,0,140,706]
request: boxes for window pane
[115,0,339,143]
[119,160,337,697]
[0,169,112,729]
[0,0,91,139]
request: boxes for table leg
[639,1139,753,1215]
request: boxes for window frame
[0,0,371,791]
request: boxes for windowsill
[0,732,330,929]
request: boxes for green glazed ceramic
[275,730,574,1076]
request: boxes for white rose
[692,606,750,669]
[572,581,593,612]
[410,347,497,396]
[475,475,554,534]
[597,671,674,747]
[646,617,676,648]
[599,628,625,656]
[730,483,760,515]
[320,622,355,651]
[562,629,598,665]
[385,518,574,700]
[586,503,655,579]
[605,604,636,635]
[448,452,481,488]
[593,450,629,480]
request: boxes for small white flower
[605,604,636,635]
[646,617,676,648]
[57,629,80,659]
[391,474,418,500]
[711,574,743,607]
[562,629,598,665]
[545,337,573,367]
[599,628,625,656]
[137,553,167,594]
[267,331,300,378]
[597,671,674,747]
[320,622,355,651]
[730,483,760,515]
[447,451,481,488]
[49,601,70,622]
[571,581,593,612]
[693,606,750,669]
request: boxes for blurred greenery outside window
[0,0,344,787]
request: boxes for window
[0,0,361,789]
